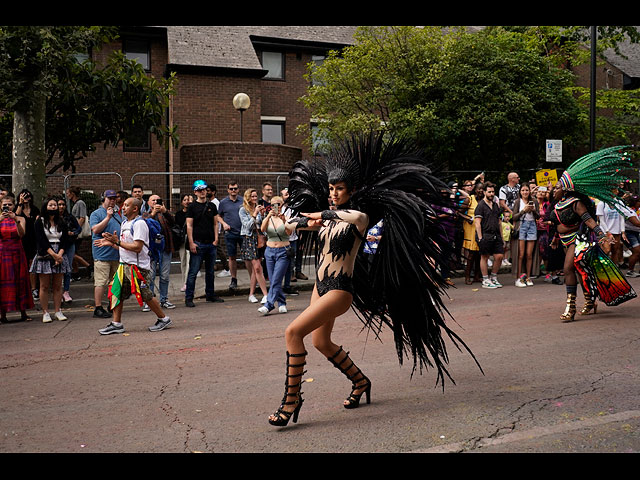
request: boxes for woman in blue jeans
[258,195,293,315]
[57,196,81,304]
[512,183,540,287]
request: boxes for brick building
[55,26,640,203]
[65,26,358,207]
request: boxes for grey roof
[165,26,358,70]
[604,34,640,79]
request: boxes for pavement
[7,259,513,319]
[2,265,639,453]
[13,261,318,319]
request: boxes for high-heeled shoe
[327,346,371,409]
[560,293,577,322]
[269,351,307,426]
[579,297,598,315]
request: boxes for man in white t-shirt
[93,197,171,335]
[596,197,626,266]
[498,172,520,266]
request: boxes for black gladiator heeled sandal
[269,351,307,426]
[327,346,371,409]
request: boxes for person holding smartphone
[511,184,540,287]
[259,196,292,315]
[0,194,34,323]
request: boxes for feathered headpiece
[559,145,635,213]
[288,133,481,387]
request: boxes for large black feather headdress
[288,132,482,387]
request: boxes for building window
[124,39,150,71]
[123,123,151,152]
[261,51,284,80]
[73,51,90,64]
[262,118,285,144]
[311,55,326,86]
[311,123,329,155]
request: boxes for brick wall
[181,141,301,172]
[48,30,318,201]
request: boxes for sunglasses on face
[228,187,238,191]
[271,203,281,207]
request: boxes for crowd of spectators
[1,171,638,326]
[441,172,640,289]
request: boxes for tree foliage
[301,26,583,174]
[0,26,177,178]
[45,52,178,173]
[301,26,640,176]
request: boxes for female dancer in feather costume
[268,134,480,427]
[550,146,636,322]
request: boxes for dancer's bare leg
[269,289,352,421]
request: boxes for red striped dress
[0,218,34,313]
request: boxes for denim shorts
[627,230,640,249]
[519,220,538,241]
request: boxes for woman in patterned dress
[0,194,34,322]
[239,189,268,304]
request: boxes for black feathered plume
[288,133,482,387]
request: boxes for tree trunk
[12,92,47,206]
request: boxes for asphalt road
[1,273,639,453]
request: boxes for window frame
[261,117,286,144]
[123,37,151,72]
[260,51,285,81]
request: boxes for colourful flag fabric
[108,264,125,310]
[108,263,145,309]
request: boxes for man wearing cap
[185,180,222,307]
[90,190,122,318]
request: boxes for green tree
[0,26,177,203]
[500,26,640,149]
[301,26,582,174]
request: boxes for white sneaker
[278,305,288,313]
[261,295,267,304]
[626,270,640,278]
[491,277,503,288]
[515,278,527,288]
[258,306,270,315]
[502,259,511,267]
[142,303,150,312]
[54,311,68,321]
[42,312,52,323]
[482,279,497,289]
[217,269,231,278]
[526,277,534,286]
[248,295,259,303]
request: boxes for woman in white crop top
[30,197,71,323]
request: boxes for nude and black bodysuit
[288,208,369,297]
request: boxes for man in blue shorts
[217,181,244,291]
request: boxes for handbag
[257,233,266,248]
[79,216,91,239]
[171,223,186,247]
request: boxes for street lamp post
[590,26,597,152]
[233,93,251,142]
